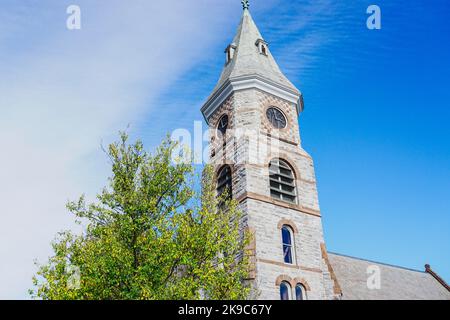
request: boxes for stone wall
[208,88,337,300]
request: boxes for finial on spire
[241,0,249,10]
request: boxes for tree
[30,133,250,300]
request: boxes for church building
[200,2,450,300]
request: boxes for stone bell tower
[201,2,340,300]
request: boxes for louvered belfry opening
[269,159,297,203]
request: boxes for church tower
[201,2,340,300]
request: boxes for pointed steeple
[214,9,299,95]
[202,5,303,122]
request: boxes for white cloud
[0,0,235,299]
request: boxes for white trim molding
[201,75,304,124]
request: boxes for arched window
[295,284,305,300]
[281,226,294,264]
[269,159,296,203]
[217,114,229,138]
[280,281,291,300]
[217,165,232,199]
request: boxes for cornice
[201,75,304,124]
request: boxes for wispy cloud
[255,0,361,87]
[0,0,235,299]
[259,0,409,88]
[254,0,337,80]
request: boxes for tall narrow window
[269,159,297,203]
[295,284,305,300]
[217,165,232,200]
[281,226,294,264]
[280,282,291,300]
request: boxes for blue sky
[0,0,449,298]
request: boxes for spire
[210,7,300,98]
[202,5,303,122]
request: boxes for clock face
[217,115,229,137]
[266,107,287,129]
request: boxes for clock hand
[271,111,277,122]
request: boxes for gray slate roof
[328,252,450,300]
[210,9,299,98]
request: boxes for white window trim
[281,225,296,265]
[280,281,292,300]
[295,284,307,300]
[225,44,237,64]
[255,38,269,56]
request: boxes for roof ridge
[328,251,426,274]
[425,264,450,292]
